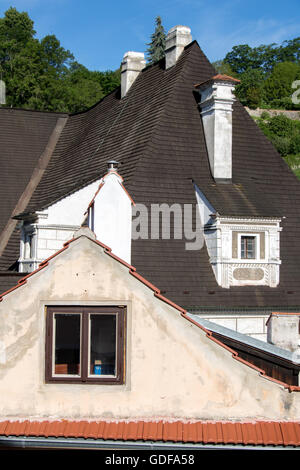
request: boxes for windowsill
[213,259,281,265]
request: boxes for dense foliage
[213,38,300,110]
[255,112,300,178]
[0,7,120,113]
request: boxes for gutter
[0,436,297,451]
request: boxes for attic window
[241,236,255,259]
[239,234,259,260]
[45,306,126,384]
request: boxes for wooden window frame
[239,234,259,260]
[45,306,126,385]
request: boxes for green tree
[263,61,300,109]
[146,16,166,64]
[223,44,266,74]
[212,59,237,77]
[256,113,300,157]
[224,39,300,75]
[0,7,121,112]
[235,68,265,108]
[62,62,104,113]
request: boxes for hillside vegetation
[0,7,120,113]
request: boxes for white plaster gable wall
[89,172,132,264]
[40,180,100,226]
[18,180,101,272]
[194,185,216,227]
[0,234,299,421]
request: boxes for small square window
[241,235,256,259]
[45,306,126,384]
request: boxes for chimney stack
[165,25,192,69]
[121,51,146,98]
[266,312,300,352]
[196,75,240,183]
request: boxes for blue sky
[0,0,299,71]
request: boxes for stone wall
[245,107,300,120]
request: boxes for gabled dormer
[18,161,134,273]
[86,161,134,264]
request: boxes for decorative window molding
[195,195,282,288]
[238,233,261,261]
[45,306,126,385]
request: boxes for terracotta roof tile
[0,421,8,435]
[281,422,300,446]
[0,419,299,447]
[123,421,137,440]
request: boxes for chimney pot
[165,25,192,69]
[107,160,119,171]
[121,51,146,98]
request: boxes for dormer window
[195,188,282,289]
[240,235,258,260]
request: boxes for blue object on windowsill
[94,364,102,375]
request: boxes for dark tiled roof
[0,419,299,447]
[0,108,64,234]
[1,41,300,309]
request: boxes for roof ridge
[0,106,68,116]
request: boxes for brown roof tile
[0,419,299,447]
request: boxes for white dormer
[87,161,134,264]
[18,162,134,273]
[18,181,102,273]
[195,185,282,288]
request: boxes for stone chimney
[196,75,240,183]
[266,312,300,352]
[121,51,146,98]
[165,25,192,69]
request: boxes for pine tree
[146,16,166,64]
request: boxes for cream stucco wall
[0,234,299,422]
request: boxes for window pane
[54,314,81,375]
[89,314,116,376]
[241,236,255,259]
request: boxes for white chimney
[196,75,240,182]
[121,51,146,98]
[165,25,192,69]
[266,313,300,352]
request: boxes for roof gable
[0,227,299,394]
